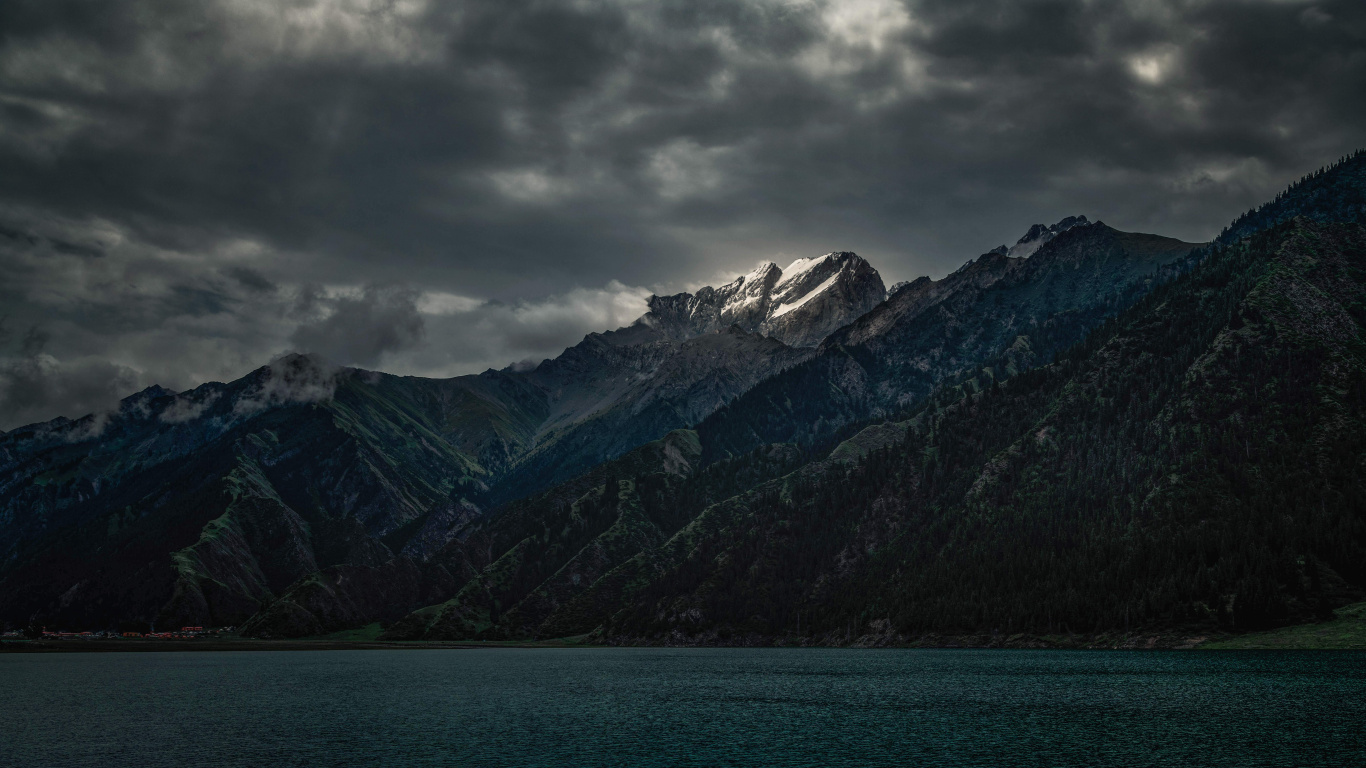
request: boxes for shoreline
[0,638,597,653]
[7,603,1363,653]
[3,635,1362,654]
[0,633,1208,653]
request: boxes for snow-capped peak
[771,271,840,318]
[639,250,885,348]
[704,261,782,318]
[761,252,884,346]
[746,261,781,282]
[776,253,830,289]
[736,261,782,294]
[1006,215,1089,258]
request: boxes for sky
[1,0,1363,430]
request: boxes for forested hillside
[597,217,1366,643]
[374,432,810,641]
[352,153,1366,646]
[7,153,1363,643]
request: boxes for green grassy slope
[1202,603,1366,649]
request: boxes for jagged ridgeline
[600,216,1366,643]
[0,249,882,630]
[382,151,1366,644]
[2,151,1363,640]
[695,221,1206,463]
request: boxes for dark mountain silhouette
[4,151,1363,643]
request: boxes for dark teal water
[2,648,1364,767]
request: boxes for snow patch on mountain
[772,272,841,318]
[1008,236,1048,259]
[776,254,830,289]
[639,251,886,348]
[1005,215,1090,258]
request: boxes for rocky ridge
[11,152,1363,640]
[641,252,886,348]
[0,252,879,631]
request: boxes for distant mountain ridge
[0,249,884,630]
[266,215,1214,637]
[8,151,1363,640]
[0,215,1198,633]
[374,151,1366,646]
[588,214,1366,646]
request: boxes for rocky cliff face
[762,253,887,347]
[640,252,886,347]
[1003,215,1090,258]
[697,219,1205,461]
[456,250,883,496]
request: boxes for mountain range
[2,150,1363,644]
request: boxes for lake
[2,648,1364,766]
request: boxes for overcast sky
[1,0,1363,429]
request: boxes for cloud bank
[1,0,1362,427]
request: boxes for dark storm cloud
[0,0,1362,427]
[222,265,275,294]
[289,285,425,367]
[0,323,141,431]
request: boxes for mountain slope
[494,327,811,501]
[1219,150,1366,244]
[594,216,1366,644]
[374,430,807,641]
[0,357,491,630]
[697,220,1202,462]
[0,337,809,631]
[382,152,1366,646]
[0,253,868,632]
[392,250,881,498]
[11,155,1360,640]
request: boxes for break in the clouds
[0,0,1363,429]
